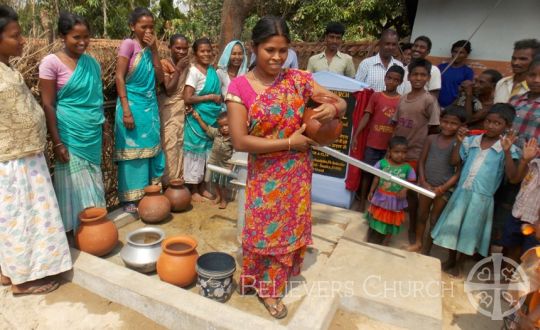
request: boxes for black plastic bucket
[196,252,236,302]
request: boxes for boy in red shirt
[352,65,405,211]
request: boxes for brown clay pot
[164,179,191,212]
[138,185,171,223]
[75,207,118,257]
[302,94,343,146]
[156,236,199,287]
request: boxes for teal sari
[54,53,106,232]
[115,47,164,202]
[184,65,222,154]
[56,53,105,164]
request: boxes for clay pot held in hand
[164,179,191,212]
[302,94,343,146]
[156,236,199,287]
[76,207,118,257]
[138,185,171,223]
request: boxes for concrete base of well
[64,202,442,329]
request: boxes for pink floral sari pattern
[228,69,314,297]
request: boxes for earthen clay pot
[302,94,343,146]
[138,185,171,223]
[156,236,199,287]
[75,207,118,257]
[164,179,191,212]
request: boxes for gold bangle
[288,138,291,151]
[53,142,64,149]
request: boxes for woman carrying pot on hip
[226,16,346,319]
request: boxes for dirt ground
[0,280,164,330]
[0,198,507,329]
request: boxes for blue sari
[184,65,222,154]
[53,53,106,232]
[115,47,164,202]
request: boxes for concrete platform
[327,219,442,329]
[61,202,443,329]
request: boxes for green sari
[115,48,164,202]
[53,53,106,232]
[184,65,222,154]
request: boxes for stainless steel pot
[120,227,165,273]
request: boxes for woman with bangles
[114,7,165,212]
[227,16,346,319]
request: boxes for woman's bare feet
[200,189,215,200]
[11,278,60,296]
[0,269,11,286]
[212,196,222,205]
[191,192,205,202]
[219,200,228,209]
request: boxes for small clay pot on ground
[138,185,171,223]
[164,179,191,212]
[156,236,199,287]
[76,207,118,257]
[303,94,343,146]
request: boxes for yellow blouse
[0,62,47,162]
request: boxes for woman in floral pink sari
[226,16,346,319]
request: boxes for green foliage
[6,0,410,42]
[168,0,221,42]
[249,0,410,41]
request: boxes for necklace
[252,69,278,86]
[61,49,79,68]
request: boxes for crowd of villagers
[1,3,540,323]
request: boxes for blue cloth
[218,40,248,76]
[114,47,164,202]
[437,63,474,107]
[184,65,222,154]
[56,54,105,165]
[431,135,520,256]
[117,154,165,202]
[500,214,540,251]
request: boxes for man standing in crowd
[307,22,355,78]
[494,38,540,102]
[438,40,474,108]
[355,29,404,92]
[402,36,441,98]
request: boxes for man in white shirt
[306,22,355,78]
[401,36,441,98]
[355,29,404,92]
[494,38,540,103]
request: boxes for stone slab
[324,219,443,330]
[287,294,339,330]
[108,207,139,228]
[63,248,285,330]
